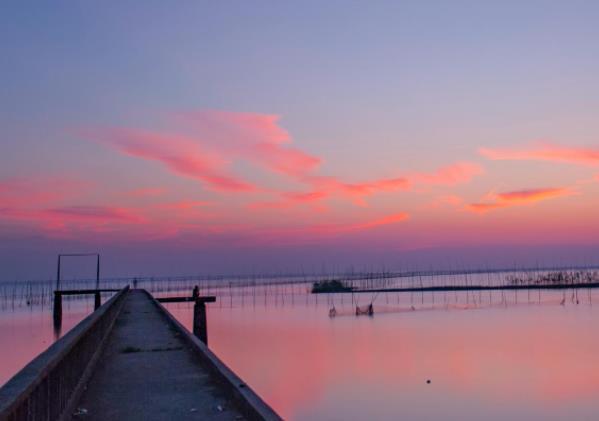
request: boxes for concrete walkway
[72,290,247,420]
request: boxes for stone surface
[72,290,246,420]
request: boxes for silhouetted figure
[192,285,199,299]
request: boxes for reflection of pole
[53,291,62,329]
[193,300,208,345]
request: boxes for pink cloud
[496,188,571,203]
[127,187,166,197]
[176,110,291,145]
[160,201,213,210]
[353,212,410,230]
[479,143,599,166]
[177,110,321,176]
[411,162,483,186]
[466,187,572,213]
[0,177,88,208]
[247,191,329,211]
[247,211,411,245]
[428,194,463,209]
[465,202,506,213]
[79,110,484,213]
[259,160,481,210]
[1,205,147,233]
[80,111,322,193]
[91,129,256,192]
[44,206,145,223]
[304,176,410,206]
[248,142,321,176]
[83,128,257,192]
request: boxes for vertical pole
[56,255,61,290]
[53,291,62,328]
[193,300,208,345]
[94,291,101,310]
[96,254,100,290]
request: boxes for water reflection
[2,279,599,420]
[0,301,91,384]
[168,290,599,420]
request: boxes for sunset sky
[2,1,599,279]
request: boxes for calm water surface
[1,278,599,420]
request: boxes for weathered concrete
[72,290,268,420]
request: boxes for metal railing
[0,287,129,421]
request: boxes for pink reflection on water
[2,289,599,420]
[168,294,599,420]
[0,302,94,386]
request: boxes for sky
[1,1,599,280]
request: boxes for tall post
[56,255,62,290]
[96,254,100,290]
[193,300,208,345]
[53,291,62,328]
[94,291,101,310]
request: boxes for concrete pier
[0,289,280,421]
[73,290,277,420]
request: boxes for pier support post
[94,291,101,310]
[53,291,62,328]
[193,300,208,345]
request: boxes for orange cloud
[466,187,572,213]
[479,143,599,166]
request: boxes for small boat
[329,306,337,317]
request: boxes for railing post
[53,291,62,328]
[193,299,208,345]
[94,291,101,310]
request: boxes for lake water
[2,274,599,420]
